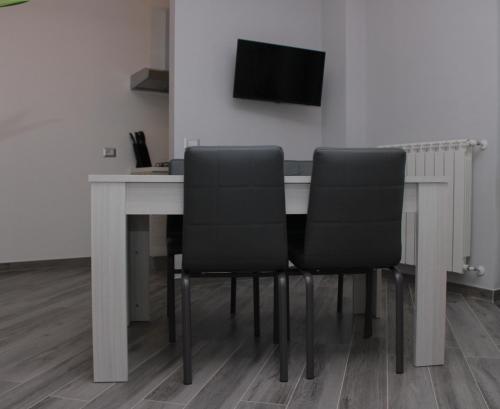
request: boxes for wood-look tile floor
[1,262,500,409]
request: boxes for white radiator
[379,139,486,274]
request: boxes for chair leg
[253,274,260,337]
[278,272,288,382]
[394,267,404,374]
[286,274,290,341]
[273,274,279,344]
[304,272,314,379]
[230,276,237,316]
[181,273,192,385]
[337,273,344,314]
[167,253,176,343]
[364,270,373,339]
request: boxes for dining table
[89,174,450,382]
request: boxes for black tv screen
[233,39,325,106]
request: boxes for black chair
[288,148,406,379]
[181,146,290,385]
[167,159,312,343]
[166,160,239,343]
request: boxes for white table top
[89,174,448,184]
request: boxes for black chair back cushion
[182,146,288,272]
[303,148,406,269]
[167,159,309,251]
[284,160,313,176]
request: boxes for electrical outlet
[184,138,200,148]
[103,147,116,158]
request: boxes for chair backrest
[169,159,185,175]
[166,158,311,243]
[284,160,313,176]
[182,146,288,272]
[168,159,312,176]
[303,148,406,269]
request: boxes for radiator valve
[468,139,488,150]
[463,265,486,276]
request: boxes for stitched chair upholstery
[183,146,288,272]
[166,158,312,342]
[180,146,289,384]
[289,148,405,270]
[288,148,407,380]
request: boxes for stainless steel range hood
[130,68,169,93]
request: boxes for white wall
[497,0,500,290]
[9,0,495,289]
[345,0,367,148]
[324,0,499,289]
[321,0,367,149]
[171,0,500,289]
[170,0,324,159]
[0,0,169,263]
[322,0,347,147]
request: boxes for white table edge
[89,174,448,184]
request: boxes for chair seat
[288,233,384,274]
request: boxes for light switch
[103,147,117,158]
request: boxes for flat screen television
[233,39,326,106]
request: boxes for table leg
[91,183,128,382]
[128,215,151,322]
[414,183,448,366]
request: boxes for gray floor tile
[30,396,86,409]
[387,281,438,409]
[1,263,498,409]
[466,298,500,347]
[430,348,488,409]
[468,357,500,409]
[446,293,500,358]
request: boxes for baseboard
[1,256,167,275]
[446,281,497,303]
[2,257,498,304]
[392,264,499,304]
[0,257,90,273]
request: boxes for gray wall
[322,0,500,290]
[321,0,347,147]
[170,0,325,159]
[176,0,499,289]
[364,0,499,290]
[0,0,170,262]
